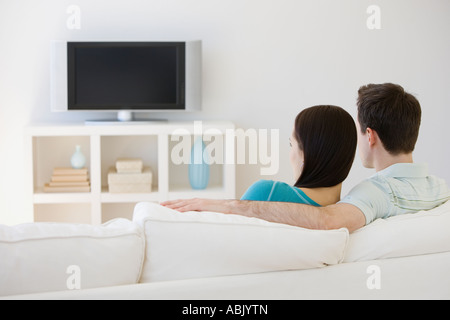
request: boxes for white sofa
[1,201,450,300]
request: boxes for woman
[162,105,357,212]
[240,105,357,207]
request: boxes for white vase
[71,145,86,169]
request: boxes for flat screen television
[51,41,201,122]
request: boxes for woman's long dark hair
[294,105,357,188]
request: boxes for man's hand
[161,198,237,213]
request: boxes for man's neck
[374,152,414,172]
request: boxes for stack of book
[44,167,90,193]
[108,158,152,193]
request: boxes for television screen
[67,42,186,110]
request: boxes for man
[162,83,450,232]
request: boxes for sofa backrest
[133,202,350,283]
[134,200,450,283]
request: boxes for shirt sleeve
[339,180,390,225]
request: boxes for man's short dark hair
[357,83,422,155]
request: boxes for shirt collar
[374,163,429,178]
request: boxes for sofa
[1,200,450,300]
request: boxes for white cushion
[344,200,450,262]
[0,218,145,297]
[133,202,349,283]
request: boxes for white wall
[1,0,449,225]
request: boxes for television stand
[24,121,236,225]
[118,110,133,121]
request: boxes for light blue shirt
[241,180,321,207]
[339,163,450,225]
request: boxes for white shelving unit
[24,121,236,225]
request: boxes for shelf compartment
[33,188,92,204]
[167,185,228,201]
[34,203,92,224]
[101,203,138,223]
[32,136,91,191]
[100,135,159,192]
[100,186,160,203]
[168,134,225,195]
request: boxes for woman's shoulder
[249,180,295,189]
[240,180,276,201]
[250,180,277,188]
[241,180,301,199]
[241,180,321,206]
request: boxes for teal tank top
[240,180,321,207]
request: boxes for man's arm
[161,199,366,232]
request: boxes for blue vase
[189,138,210,190]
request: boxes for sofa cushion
[133,202,349,283]
[344,200,450,262]
[0,218,145,297]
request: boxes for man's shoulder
[372,168,450,200]
[347,177,388,194]
[341,168,450,225]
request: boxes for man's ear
[366,127,378,147]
